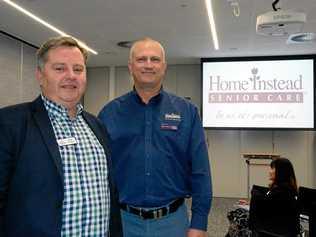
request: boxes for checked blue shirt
[42,95,110,237]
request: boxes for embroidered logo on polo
[164,113,181,121]
[161,113,181,130]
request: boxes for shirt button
[146,121,151,125]
[146,173,151,176]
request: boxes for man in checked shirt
[0,36,122,237]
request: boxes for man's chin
[60,95,81,104]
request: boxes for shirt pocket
[108,114,143,141]
[156,118,190,153]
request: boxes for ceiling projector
[256,10,306,36]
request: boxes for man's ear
[128,61,132,74]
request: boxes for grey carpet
[207,197,239,237]
[186,197,239,237]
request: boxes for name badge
[161,124,178,131]
[57,137,77,146]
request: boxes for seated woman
[264,157,298,200]
[226,157,298,237]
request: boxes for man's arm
[0,117,16,235]
[188,107,212,232]
[0,106,25,236]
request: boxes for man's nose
[144,59,154,67]
[66,69,76,78]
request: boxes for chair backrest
[298,186,316,216]
[251,185,270,196]
[249,185,300,237]
[298,186,316,236]
[310,202,316,237]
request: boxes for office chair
[310,202,316,237]
[298,186,316,237]
[249,185,300,237]
[251,185,269,196]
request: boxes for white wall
[86,64,316,198]
[209,130,315,198]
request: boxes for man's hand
[187,228,208,237]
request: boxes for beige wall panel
[0,34,21,107]
[86,67,109,115]
[21,44,39,102]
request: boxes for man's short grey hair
[129,37,166,62]
[36,36,88,70]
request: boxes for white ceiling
[0,0,315,67]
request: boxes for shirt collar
[41,94,83,120]
[131,87,164,105]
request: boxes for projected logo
[208,68,304,103]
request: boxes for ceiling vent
[287,32,316,44]
[117,41,134,48]
[256,10,306,36]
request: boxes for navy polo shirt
[98,89,212,230]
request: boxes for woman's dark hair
[270,157,297,192]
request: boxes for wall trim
[0,30,38,49]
